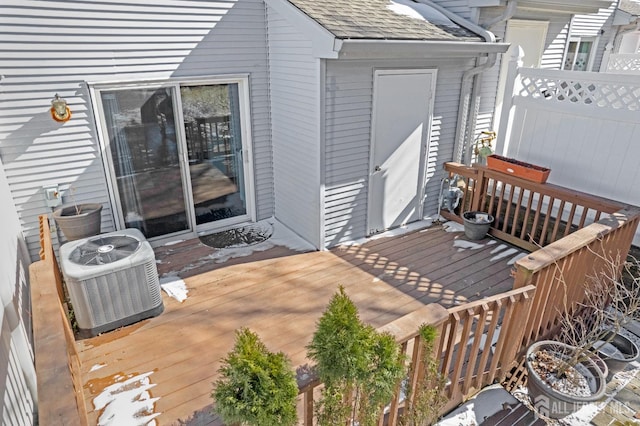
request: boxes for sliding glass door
[180,84,247,226]
[96,78,253,240]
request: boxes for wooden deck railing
[512,206,640,350]
[29,215,87,426]
[297,285,537,425]
[30,172,639,425]
[442,162,626,252]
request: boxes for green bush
[212,328,298,426]
[307,286,405,426]
[400,324,447,426]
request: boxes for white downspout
[457,0,518,164]
[414,0,501,164]
[483,0,518,30]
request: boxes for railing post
[512,262,534,289]
[470,166,486,213]
[495,46,524,156]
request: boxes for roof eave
[265,0,340,58]
[337,39,510,60]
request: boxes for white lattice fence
[498,67,640,246]
[518,68,640,110]
[605,53,640,74]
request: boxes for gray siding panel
[0,0,272,259]
[267,7,321,248]
[324,59,472,247]
[0,157,36,425]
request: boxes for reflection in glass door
[101,87,190,238]
[180,84,247,227]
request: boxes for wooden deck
[77,223,525,425]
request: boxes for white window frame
[563,36,597,71]
[89,75,256,244]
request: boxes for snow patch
[442,221,464,233]
[93,371,160,426]
[508,252,528,265]
[490,244,508,254]
[387,0,459,27]
[160,277,188,303]
[453,240,485,251]
[340,219,434,246]
[90,363,106,372]
[436,384,519,425]
[490,248,519,262]
[162,239,184,246]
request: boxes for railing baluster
[511,187,525,236]
[520,191,535,241]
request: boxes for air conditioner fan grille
[70,235,141,265]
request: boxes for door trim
[366,68,437,235]
[90,75,256,242]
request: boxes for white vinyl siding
[476,11,573,136]
[427,0,475,20]
[0,158,36,424]
[267,6,321,248]
[323,59,472,247]
[566,2,618,71]
[0,0,272,260]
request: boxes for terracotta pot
[486,155,551,184]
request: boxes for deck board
[77,223,525,425]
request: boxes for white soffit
[469,0,614,14]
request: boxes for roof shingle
[286,0,483,42]
[620,0,640,16]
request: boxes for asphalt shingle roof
[286,0,483,42]
[620,0,640,16]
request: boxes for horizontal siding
[474,10,573,143]
[0,159,36,425]
[569,2,618,71]
[324,59,473,247]
[428,0,474,20]
[267,6,320,248]
[0,0,272,260]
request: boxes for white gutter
[482,0,518,29]
[413,0,508,164]
[453,0,518,163]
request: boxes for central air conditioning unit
[59,228,164,337]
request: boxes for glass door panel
[180,84,247,226]
[101,87,190,238]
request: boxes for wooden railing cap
[516,207,640,272]
[376,303,448,343]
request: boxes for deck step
[480,402,545,426]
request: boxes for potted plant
[486,154,551,183]
[591,251,640,378]
[53,203,103,241]
[525,248,640,419]
[306,286,405,426]
[212,327,298,426]
[462,211,494,240]
[52,187,103,241]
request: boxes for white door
[367,69,436,234]
[494,20,548,131]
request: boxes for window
[564,37,595,71]
[93,77,253,240]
